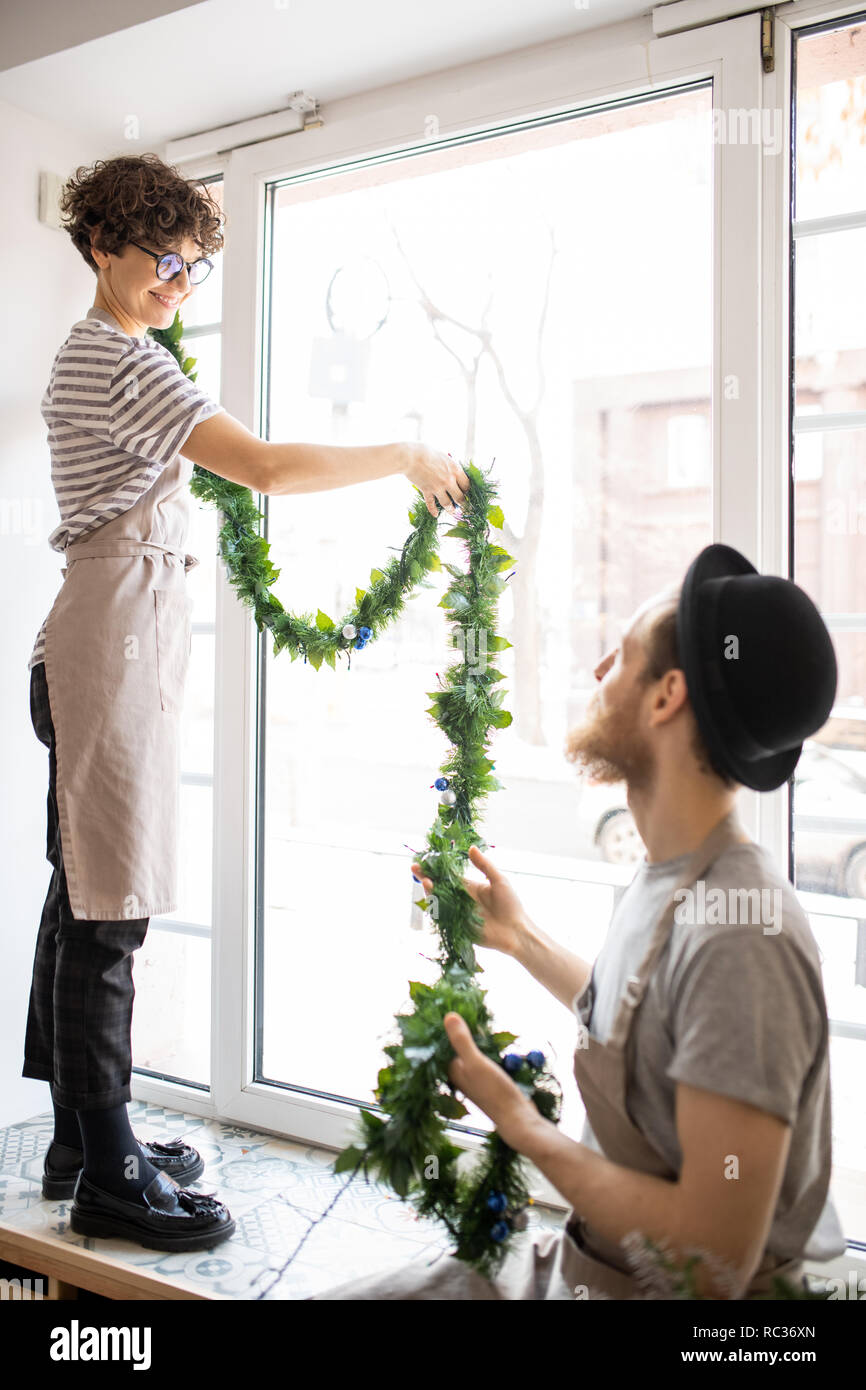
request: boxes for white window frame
[128,4,866,1211]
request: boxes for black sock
[77,1102,159,1199]
[51,1097,82,1150]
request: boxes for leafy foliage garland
[331,475,564,1279]
[153,314,562,1277]
[155,317,442,667]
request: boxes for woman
[25,152,469,1251]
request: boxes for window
[791,15,866,1242]
[256,87,713,1141]
[133,11,864,1245]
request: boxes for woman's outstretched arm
[183,410,469,519]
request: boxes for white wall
[0,97,103,1126]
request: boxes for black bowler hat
[676,544,838,791]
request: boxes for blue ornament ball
[359,626,372,640]
[503,1053,523,1074]
[434,777,449,791]
[490,1221,510,1243]
[486,1191,508,1214]
[526,1050,545,1070]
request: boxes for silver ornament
[439,789,457,806]
[342,624,357,640]
[510,1209,529,1231]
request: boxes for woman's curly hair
[59,152,225,274]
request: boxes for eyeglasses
[130,241,213,285]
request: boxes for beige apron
[316,808,807,1300]
[41,442,199,921]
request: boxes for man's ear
[649,668,689,726]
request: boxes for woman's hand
[401,443,471,519]
[411,845,529,957]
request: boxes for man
[317,542,845,1300]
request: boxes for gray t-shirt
[575,838,846,1263]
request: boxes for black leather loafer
[70,1169,235,1250]
[43,1135,205,1201]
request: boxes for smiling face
[89,228,203,337]
[564,592,677,793]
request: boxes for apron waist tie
[63,539,199,570]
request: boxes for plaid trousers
[23,661,149,1110]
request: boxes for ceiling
[0,0,661,151]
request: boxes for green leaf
[359,1108,386,1135]
[355,588,367,607]
[436,1093,469,1120]
[427,553,442,571]
[370,569,385,585]
[487,503,505,529]
[333,1146,363,1173]
[444,523,471,540]
[488,709,513,728]
[486,635,513,651]
[308,648,324,671]
[316,609,334,630]
[389,1154,413,1198]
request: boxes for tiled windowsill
[2,1103,862,1300]
[0,1102,564,1300]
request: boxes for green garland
[330,466,564,1279]
[152,317,442,667]
[152,314,562,1277]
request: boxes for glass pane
[182,177,224,327]
[170,782,214,928]
[186,496,218,625]
[793,20,866,1246]
[183,331,222,405]
[795,22,866,221]
[792,426,866,618]
[794,227,866,411]
[132,927,211,1086]
[792,623,866,904]
[824,1036,866,1237]
[259,84,714,1117]
[180,631,216,777]
[261,843,615,1138]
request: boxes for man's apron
[316,808,808,1301]
[41,444,199,921]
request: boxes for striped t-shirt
[28,306,224,669]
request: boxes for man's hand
[401,444,471,519]
[411,846,530,957]
[443,1013,539,1150]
